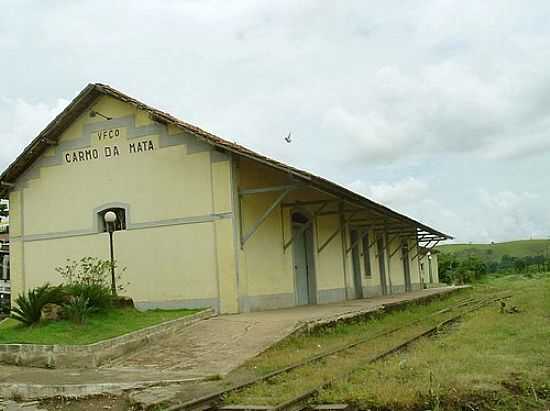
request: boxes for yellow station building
[0,84,451,313]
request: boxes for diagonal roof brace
[239,184,303,196]
[240,188,292,248]
[318,208,360,254]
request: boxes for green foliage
[11,257,130,327]
[64,283,112,311]
[11,284,64,326]
[56,257,113,289]
[228,275,550,410]
[56,257,127,311]
[438,240,550,284]
[0,202,7,218]
[438,254,487,284]
[63,296,96,325]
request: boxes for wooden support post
[346,228,369,254]
[339,202,349,299]
[410,248,421,261]
[385,230,393,294]
[318,209,359,253]
[368,234,378,250]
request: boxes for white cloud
[0,98,69,168]
[348,177,429,207]
[1,2,550,243]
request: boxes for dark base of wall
[239,293,296,312]
[134,282,428,315]
[135,297,219,312]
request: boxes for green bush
[56,257,127,311]
[63,295,96,325]
[64,283,112,311]
[11,284,64,326]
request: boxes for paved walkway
[0,286,464,400]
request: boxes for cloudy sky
[1,1,549,243]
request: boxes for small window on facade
[362,232,372,277]
[98,208,127,232]
[291,212,309,225]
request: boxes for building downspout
[230,155,243,312]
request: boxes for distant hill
[437,239,550,262]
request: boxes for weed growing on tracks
[317,274,550,411]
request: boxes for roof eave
[0,83,453,240]
[0,83,100,198]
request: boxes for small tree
[56,257,127,311]
[513,258,527,273]
[438,253,459,284]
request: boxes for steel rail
[165,293,501,411]
[270,293,513,411]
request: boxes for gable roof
[0,83,452,241]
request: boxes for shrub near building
[11,257,123,326]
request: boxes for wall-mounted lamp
[90,110,112,121]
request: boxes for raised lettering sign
[64,140,156,164]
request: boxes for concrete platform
[0,286,465,400]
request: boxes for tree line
[439,252,550,284]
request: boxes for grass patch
[0,307,201,345]
[318,274,550,410]
[237,290,472,377]
[225,274,550,410]
[224,291,473,404]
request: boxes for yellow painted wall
[9,95,238,312]
[235,159,424,305]
[237,159,350,308]
[6,93,438,314]
[315,214,346,291]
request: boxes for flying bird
[285,132,292,143]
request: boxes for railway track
[268,294,512,411]
[163,292,511,411]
